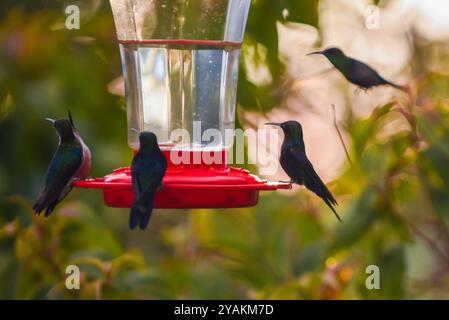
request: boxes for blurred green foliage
[1,0,449,300]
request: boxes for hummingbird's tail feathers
[385,80,409,93]
[33,192,53,216]
[33,199,44,216]
[310,183,341,222]
[33,195,60,218]
[323,198,342,223]
[301,159,340,221]
[301,159,338,205]
[34,183,72,217]
[139,209,152,230]
[129,192,155,230]
[44,202,57,218]
[129,203,141,230]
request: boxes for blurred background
[1,0,449,299]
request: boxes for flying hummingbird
[130,130,167,230]
[266,120,341,222]
[34,111,91,217]
[307,47,408,92]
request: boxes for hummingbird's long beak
[45,118,56,125]
[306,51,323,56]
[130,128,139,134]
[265,122,281,127]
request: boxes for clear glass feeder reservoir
[74,0,290,208]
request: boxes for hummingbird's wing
[290,146,341,222]
[290,146,337,205]
[130,156,166,229]
[133,161,166,202]
[130,167,154,229]
[131,167,141,202]
[347,58,388,88]
[132,157,153,201]
[34,144,83,216]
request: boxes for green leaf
[364,246,406,299]
[330,190,378,251]
[293,241,326,276]
[350,102,395,159]
[237,0,319,113]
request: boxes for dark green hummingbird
[34,111,91,217]
[307,47,408,92]
[130,130,167,230]
[266,120,341,222]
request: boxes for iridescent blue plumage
[130,131,167,230]
[34,111,91,217]
[266,120,341,222]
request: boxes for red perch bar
[73,150,290,208]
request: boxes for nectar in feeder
[74,0,290,207]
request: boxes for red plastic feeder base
[73,150,290,208]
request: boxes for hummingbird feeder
[74,0,290,208]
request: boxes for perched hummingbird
[34,111,91,217]
[130,130,167,230]
[307,47,408,92]
[266,120,341,222]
